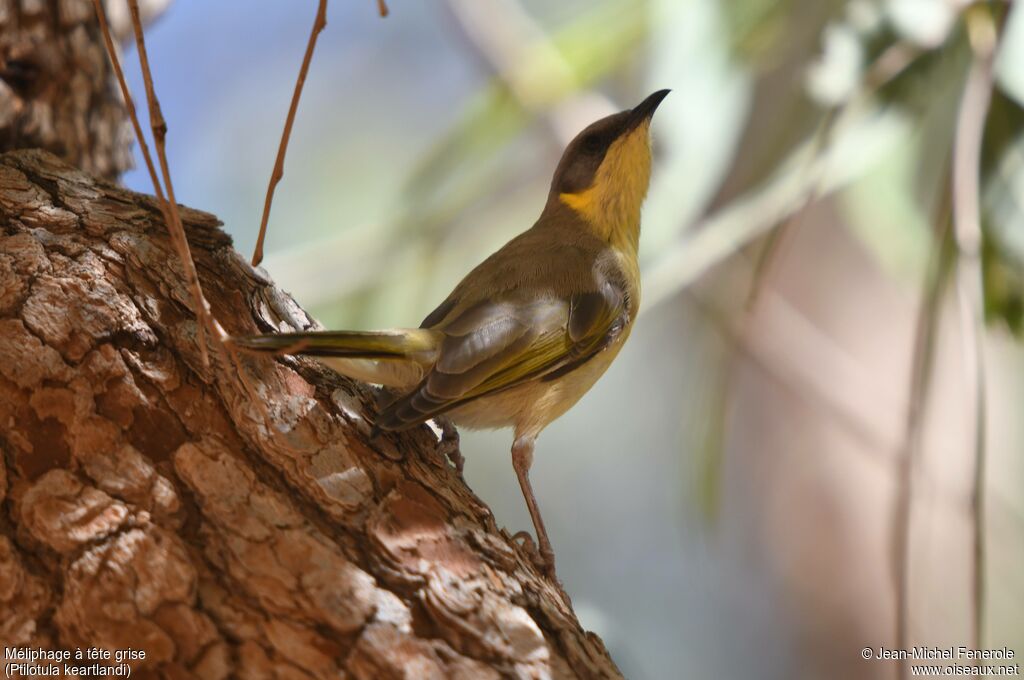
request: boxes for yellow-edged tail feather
[229,329,438,359]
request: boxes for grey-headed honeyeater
[231,89,669,580]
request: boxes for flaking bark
[0,0,134,180]
[0,148,623,679]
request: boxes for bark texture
[0,0,133,181]
[0,148,623,679]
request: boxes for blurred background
[118,1,1023,678]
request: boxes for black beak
[625,89,670,131]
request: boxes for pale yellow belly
[445,335,628,439]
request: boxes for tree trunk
[0,0,134,181]
[0,3,622,675]
[0,147,623,679]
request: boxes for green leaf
[982,235,1024,337]
[980,88,1024,338]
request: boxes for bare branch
[91,0,165,197]
[107,0,219,368]
[689,287,897,455]
[893,7,1005,674]
[893,190,952,677]
[744,110,836,311]
[93,0,217,366]
[91,1,273,419]
[251,0,328,267]
[746,41,920,311]
[952,2,1005,656]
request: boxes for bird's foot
[513,531,571,606]
[512,531,556,579]
[435,416,464,477]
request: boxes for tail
[229,329,442,389]
[229,329,441,359]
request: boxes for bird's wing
[375,278,629,431]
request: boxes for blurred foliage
[399,0,647,237]
[674,0,1024,522]
[687,324,733,527]
[310,0,652,325]
[750,0,1022,343]
[118,1,1024,673]
[983,234,1024,336]
[873,31,965,111]
[982,89,1024,337]
[257,0,1023,520]
[721,0,800,65]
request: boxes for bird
[230,89,669,580]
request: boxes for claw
[512,530,569,606]
[512,531,555,577]
[512,531,541,564]
[434,416,464,476]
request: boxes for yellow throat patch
[559,122,652,252]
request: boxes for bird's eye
[581,133,603,154]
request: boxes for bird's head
[547,89,669,248]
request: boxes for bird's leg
[511,436,557,579]
[434,415,464,476]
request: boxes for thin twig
[893,187,953,677]
[125,0,217,367]
[91,0,165,205]
[894,7,1003,674]
[957,267,988,651]
[746,41,919,310]
[93,1,273,423]
[124,3,272,422]
[251,0,328,267]
[645,43,924,313]
[377,0,389,18]
[738,45,935,597]
[94,0,216,366]
[952,3,1005,656]
[745,109,837,310]
[689,287,895,455]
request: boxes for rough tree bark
[0,149,624,679]
[0,2,624,678]
[0,0,133,181]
